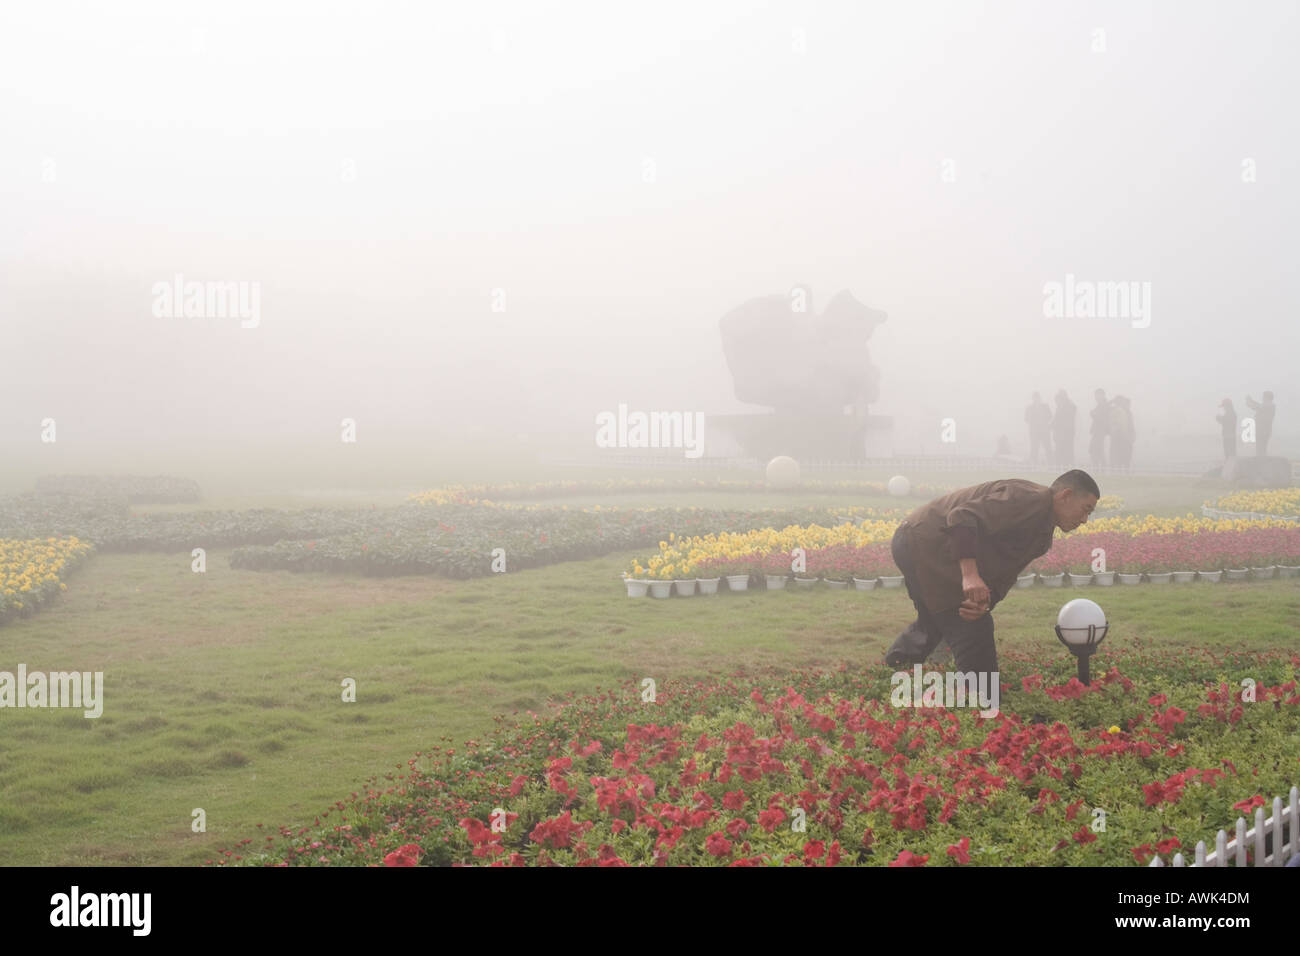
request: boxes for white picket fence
[542,452,1219,477]
[1150,786,1299,867]
[1201,505,1300,522]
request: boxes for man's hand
[957,560,990,619]
[961,567,990,607]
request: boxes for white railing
[1149,787,1299,867]
[541,452,1219,477]
[1201,505,1300,522]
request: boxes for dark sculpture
[719,287,886,416]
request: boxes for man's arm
[945,484,1047,618]
[950,525,990,618]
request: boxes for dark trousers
[1054,430,1074,467]
[1088,434,1106,467]
[1029,430,1051,465]
[885,526,999,678]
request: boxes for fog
[2,0,1296,492]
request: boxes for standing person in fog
[1245,392,1276,456]
[1109,396,1135,471]
[1217,399,1237,462]
[1052,390,1076,467]
[1025,392,1053,467]
[1089,389,1110,468]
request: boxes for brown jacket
[899,479,1057,614]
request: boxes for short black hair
[1051,469,1100,499]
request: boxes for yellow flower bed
[1076,514,1292,536]
[1,536,93,617]
[1211,489,1300,517]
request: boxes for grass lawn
[1,542,1296,865]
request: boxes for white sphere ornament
[887,475,911,497]
[766,456,801,489]
[1056,598,1108,646]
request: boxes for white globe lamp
[766,456,801,489]
[1054,598,1109,684]
[887,475,910,497]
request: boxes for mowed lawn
[1,535,1297,865]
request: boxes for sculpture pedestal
[1220,456,1293,487]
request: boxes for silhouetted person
[1052,390,1076,466]
[1245,391,1275,456]
[1216,399,1236,461]
[994,434,1012,458]
[1025,392,1053,467]
[1089,389,1110,467]
[1109,395,1135,471]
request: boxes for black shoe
[885,650,913,669]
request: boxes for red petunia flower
[383,843,421,867]
[889,850,928,867]
[705,832,733,857]
[946,836,971,864]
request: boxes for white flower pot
[1171,571,1197,583]
[1015,574,1036,588]
[625,578,649,597]
[765,574,788,590]
[1039,573,1065,587]
[1117,573,1142,585]
[725,574,751,592]
[1224,568,1249,581]
[793,576,820,588]
[1146,572,1173,584]
[1093,571,1115,586]
[1250,566,1276,580]
[853,576,879,591]
[649,581,674,598]
[1278,565,1300,579]
[674,579,697,596]
[697,577,721,594]
[1067,573,1093,587]
[825,579,849,590]
[879,575,904,589]
[1197,570,1222,582]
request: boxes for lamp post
[1054,598,1109,685]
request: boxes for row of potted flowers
[623,571,909,597]
[623,564,1299,597]
[623,528,1300,596]
[1018,566,1298,587]
[627,519,1300,586]
[1024,528,1300,576]
[1210,488,1300,518]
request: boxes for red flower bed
[219,647,1300,867]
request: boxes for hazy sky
[2,0,1297,476]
